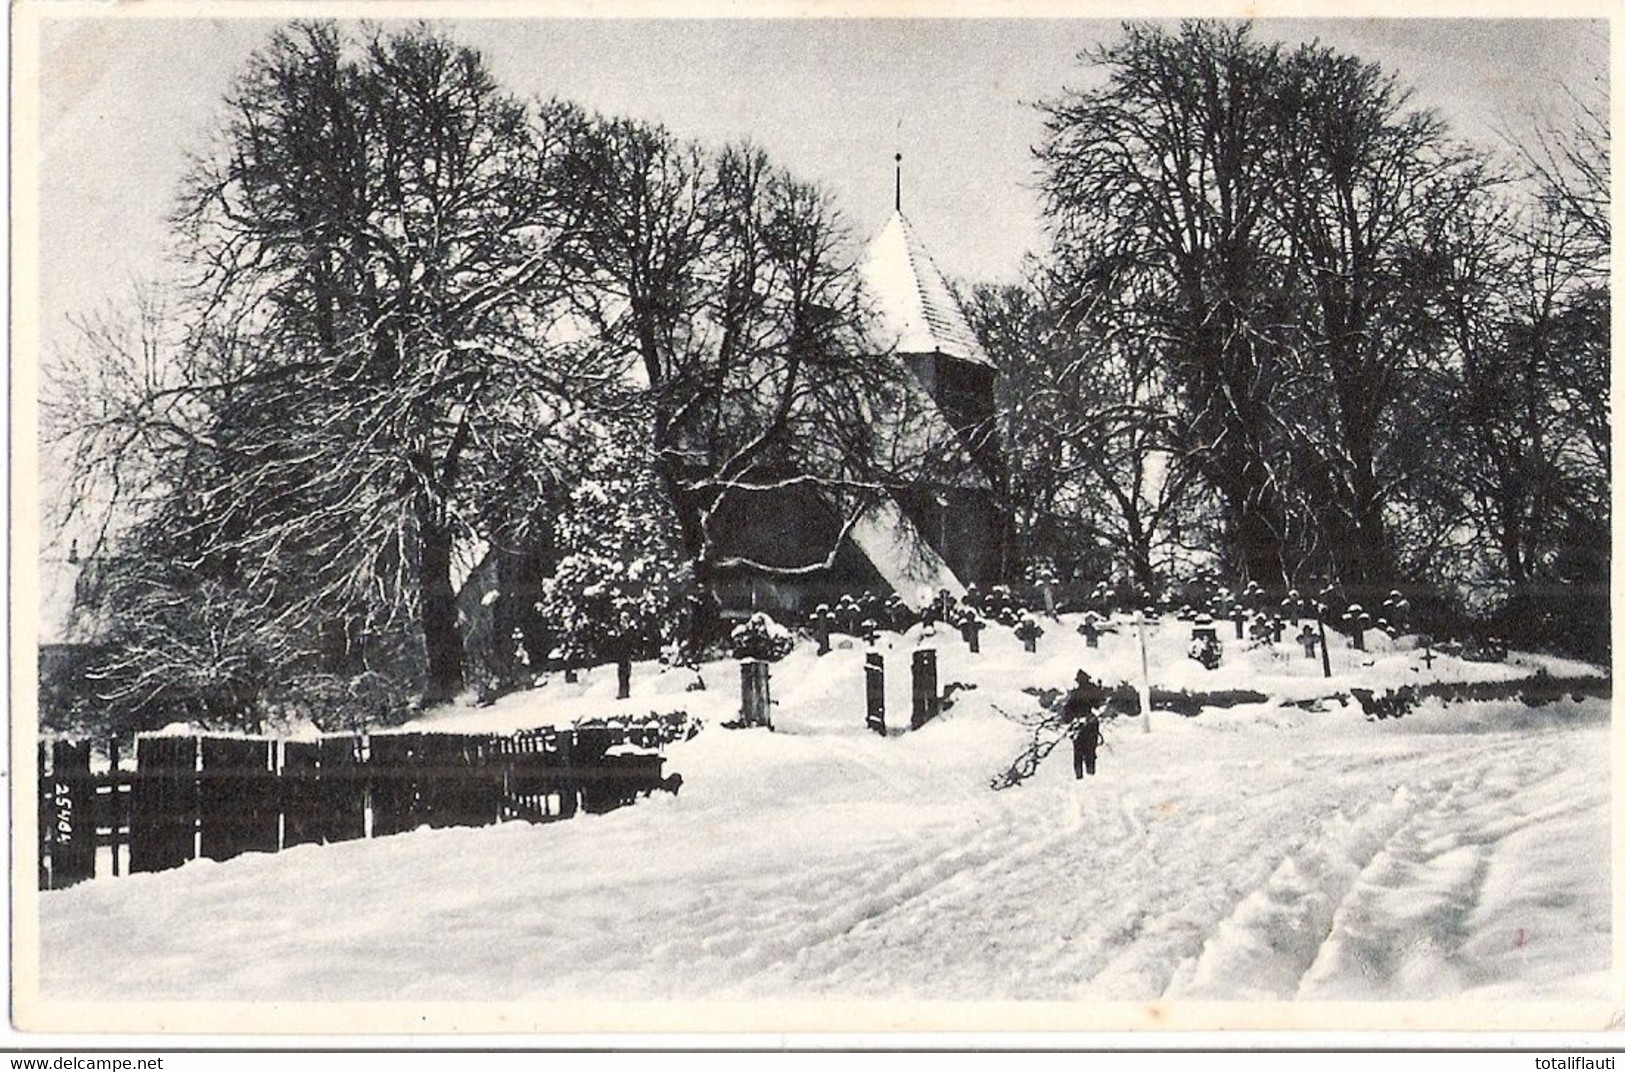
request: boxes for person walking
[1065,670,1106,779]
[1072,711,1102,778]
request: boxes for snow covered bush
[541,462,693,669]
[1351,685,1420,721]
[985,584,1021,625]
[1025,557,1058,586]
[1188,633,1223,670]
[264,670,413,734]
[730,612,794,662]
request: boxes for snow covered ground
[36,615,1611,1005]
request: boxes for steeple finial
[894,152,902,214]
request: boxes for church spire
[894,152,902,214]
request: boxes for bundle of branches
[989,683,1135,790]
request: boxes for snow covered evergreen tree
[540,436,694,669]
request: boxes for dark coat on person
[1063,676,1107,723]
[1065,674,1106,779]
[1070,714,1101,778]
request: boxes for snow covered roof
[847,497,965,606]
[860,212,993,368]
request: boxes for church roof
[860,212,993,368]
[847,497,966,606]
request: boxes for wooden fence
[38,713,690,891]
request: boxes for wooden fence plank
[199,737,279,862]
[282,741,322,849]
[37,743,49,890]
[317,736,366,844]
[39,741,96,890]
[130,736,199,875]
[106,737,126,877]
[368,733,421,837]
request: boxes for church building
[710,198,1011,616]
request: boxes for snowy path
[38,696,1609,1003]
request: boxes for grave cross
[1298,624,1319,660]
[1079,613,1101,649]
[1015,615,1044,654]
[960,613,985,654]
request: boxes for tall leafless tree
[1267,44,1494,595]
[49,23,607,712]
[1038,22,1296,589]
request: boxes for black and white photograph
[12,2,1616,1039]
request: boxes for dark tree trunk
[652,457,722,650]
[417,506,465,705]
[1130,551,1157,601]
[1336,390,1391,590]
[1231,477,1288,591]
[1121,507,1157,598]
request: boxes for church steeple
[894,152,902,213]
[859,210,993,369]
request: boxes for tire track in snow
[734,796,1099,993]
[1158,732,1564,1000]
[1297,740,1604,999]
[1160,785,1420,1000]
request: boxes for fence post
[617,654,632,700]
[36,742,49,890]
[910,649,939,730]
[107,736,122,877]
[740,660,772,729]
[556,731,578,819]
[865,652,886,735]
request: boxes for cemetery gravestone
[865,653,886,735]
[911,649,939,730]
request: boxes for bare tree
[1510,46,1609,274]
[968,266,1198,597]
[1267,43,1495,595]
[1037,21,1296,588]
[49,23,604,710]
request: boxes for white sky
[33,16,1608,355]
